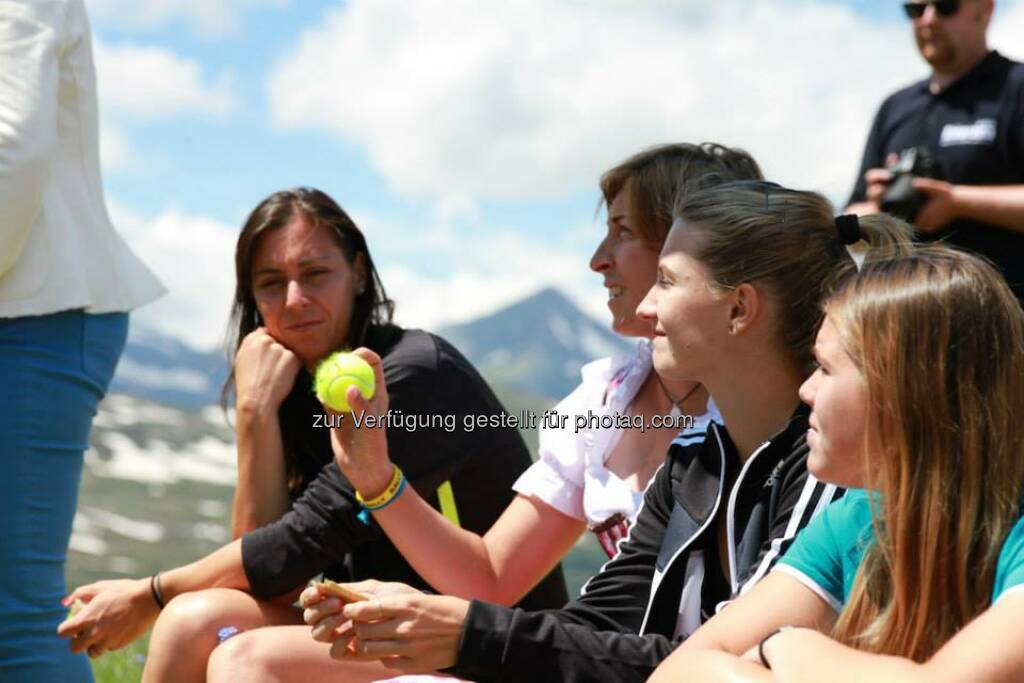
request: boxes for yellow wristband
[355,465,405,509]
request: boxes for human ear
[727,283,760,335]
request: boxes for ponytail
[673,181,913,370]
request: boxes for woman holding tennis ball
[58,187,565,681]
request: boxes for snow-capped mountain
[70,394,237,588]
[110,324,229,407]
[440,287,630,401]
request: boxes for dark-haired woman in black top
[58,188,565,682]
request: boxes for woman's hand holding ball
[318,348,394,498]
[314,351,376,412]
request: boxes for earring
[357,283,366,295]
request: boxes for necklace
[653,373,703,412]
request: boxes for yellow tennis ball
[314,351,375,413]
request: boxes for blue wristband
[356,473,408,525]
[364,473,407,511]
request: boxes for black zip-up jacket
[448,405,842,683]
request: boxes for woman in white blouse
[0,1,163,680]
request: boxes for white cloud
[85,0,288,37]
[383,267,535,331]
[87,0,1024,354]
[383,259,604,334]
[94,39,236,120]
[92,39,239,174]
[991,0,1024,60]
[109,201,238,351]
[268,0,950,203]
[351,208,605,331]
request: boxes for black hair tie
[835,214,861,245]
[149,573,166,609]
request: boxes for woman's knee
[150,588,255,646]
[206,627,364,683]
[206,631,269,682]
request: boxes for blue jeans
[0,310,128,682]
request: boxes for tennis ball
[314,351,375,413]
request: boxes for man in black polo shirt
[846,0,1024,303]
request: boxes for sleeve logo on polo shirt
[939,118,996,147]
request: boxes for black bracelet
[149,573,166,609]
[758,626,792,670]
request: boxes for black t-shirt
[240,324,568,611]
[849,51,1024,301]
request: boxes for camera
[879,146,942,223]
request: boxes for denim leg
[0,310,128,682]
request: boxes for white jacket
[0,0,164,318]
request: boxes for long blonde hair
[828,247,1024,661]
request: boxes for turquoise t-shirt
[777,490,1024,610]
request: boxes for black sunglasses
[903,0,961,19]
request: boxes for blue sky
[84,0,1024,350]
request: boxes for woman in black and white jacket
[300,181,912,683]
